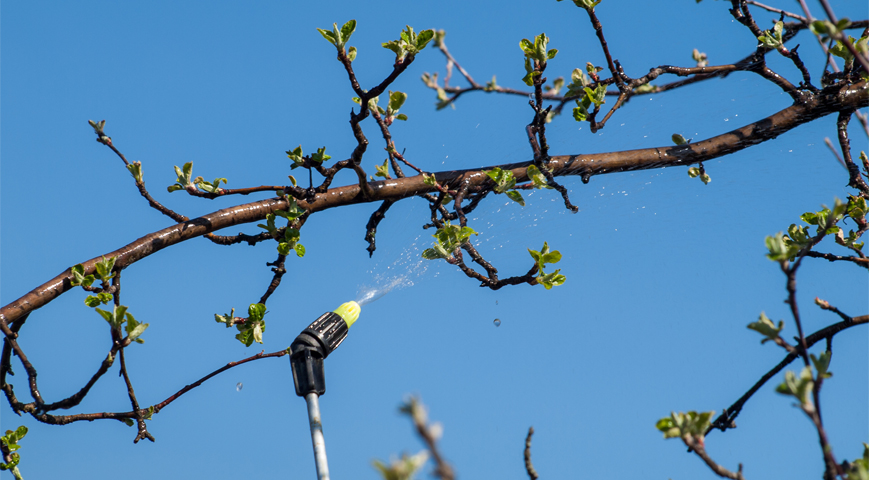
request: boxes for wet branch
[2,79,865,326]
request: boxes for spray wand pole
[290,301,361,480]
[304,392,330,480]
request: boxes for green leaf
[765,233,799,262]
[125,313,149,343]
[758,21,785,49]
[537,269,565,289]
[95,305,128,329]
[374,159,392,179]
[197,177,227,193]
[415,29,435,50]
[84,295,102,308]
[388,91,408,112]
[521,57,540,87]
[810,351,833,379]
[572,99,590,121]
[340,19,356,45]
[687,167,700,178]
[248,303,266,322]
[672,133,688,145]
[286,145,305,169]
[655,411,714,440]
[257,213,279,236]
[274,198,306,226]
[372,451,429,480]
[505,190,525,206]
[529,242,565,288]
[84,292,113,307]
[747,312,785,344]
[421,223,478,262]
[776,367,814,407]
[94,256,117,281]
[70,264,95,287]
[311,146,331,164]
[294,243,306,257]
[485,167,517,194]
[126,161,144,183]
[347,46,357,62]
[844,444,869,480]
[215,308,236,328]
[527,165,552,189]
[316,28,337,45]
[585,84,607,106]
[422,172,437,186]
[382,40,405,59]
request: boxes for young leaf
[776,367,815,407]
[388,90,408,112]
[215,308,236,328]
[127,161,144,183]
[505,190,525,206]
[747,312,785,344]
[374,159,392,179]
[311,146,331,164]
[94,256,117,281]
[167,162,195,193]
[655,411,714,440]
[527,165,552,189]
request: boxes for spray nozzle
[289,301,361,397]
[333,301,360,327]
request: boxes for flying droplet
[493,318,501,327]
[236,382,243,391]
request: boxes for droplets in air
[493,318,501,327]
[236,382,243,391]
[356,237,430,306]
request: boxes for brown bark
[1,81,866,327]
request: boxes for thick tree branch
[1,81,866,326]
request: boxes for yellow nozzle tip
[334,301,360,328]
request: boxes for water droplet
[236,382,243,391]
[493,318,501,327]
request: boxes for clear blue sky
[1,1,867,479]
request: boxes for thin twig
[524,427,539,480]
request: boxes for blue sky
[1,1,867,479]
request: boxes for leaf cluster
[528,242,565,289]
[421,223,478,262]
[572,81,606,122]
[166,162,228,194]
[486,167,525,206]
[765,197,866,261]
[655,410,714,441]
[0,426,27,476]
[317,20,357,60]
[216,304,267,346]
[383,26,435,62]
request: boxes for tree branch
[1,80,866,326]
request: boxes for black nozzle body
[289,312,349,397]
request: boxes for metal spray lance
[289,301,361,480]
